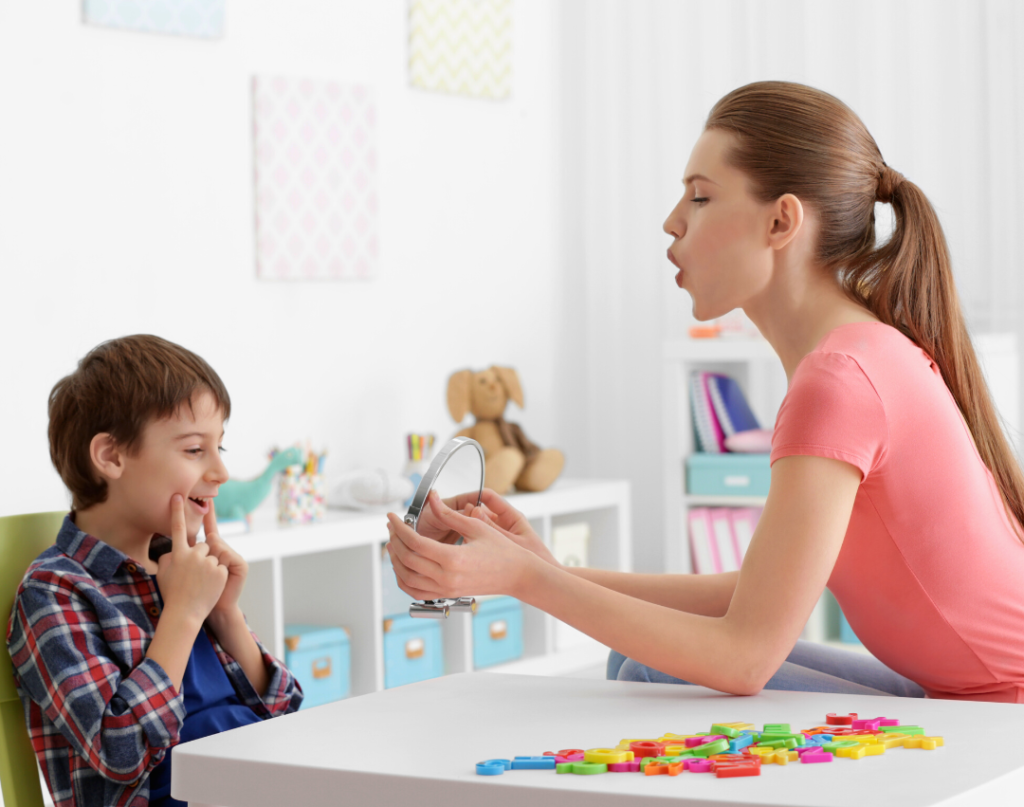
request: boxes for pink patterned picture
[252,76,378,281]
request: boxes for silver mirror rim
[403,436,485,532]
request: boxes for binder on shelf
[687,507,721,574]
[709,509,740,573]
[690,372,725,453]
[706,373,761,437]
[728,507,762,561]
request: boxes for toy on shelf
[216,445,304,527]
[278,446,327,524]
[327,469,414,512]
[446,366,564,495]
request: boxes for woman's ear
[767,193,805,251]
[447,370,473,422]
[89,433,125,482]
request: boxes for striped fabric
[6,516,302,807]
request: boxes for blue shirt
[148,591,262,805]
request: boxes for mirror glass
[403,436,485,618]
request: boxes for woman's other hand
[385,494,541,600]
[468,489,560,566]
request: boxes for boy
[6,335,302,807]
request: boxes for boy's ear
[492,366,524,409]
[447,370,473,422]
[89,433,126,482]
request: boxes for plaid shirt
[6,515,303,807]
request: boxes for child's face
[115,390,229,543]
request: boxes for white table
[172,672,1023,806]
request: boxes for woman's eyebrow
[683,173,719,186]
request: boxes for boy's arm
[7,580,185,784]
[205,608,304,717]
[201,507,303,715]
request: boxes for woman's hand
[386,494,540,600]
[467,489,560,566]
[412,490,477,545]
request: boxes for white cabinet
[661,338,836,643]
[227,478,631,695]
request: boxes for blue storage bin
[380,545,411,618]
[284,624,351,710]
[383,614,443,688]
[472,596,523,669]
[686,453,771,496]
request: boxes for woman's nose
[663,206,685,238]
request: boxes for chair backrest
[0,511,65,807]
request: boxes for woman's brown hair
[49,334,231,511]
[706,80,1024,541]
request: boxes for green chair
[0,511,64,807]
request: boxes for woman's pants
[607,641,925,697]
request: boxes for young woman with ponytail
[386,81,1024,702]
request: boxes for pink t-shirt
[770,321,1024,702]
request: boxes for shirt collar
[55,514,134,583]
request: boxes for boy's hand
[157,495,229,627]
[202,501,248,615]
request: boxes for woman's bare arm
[564,568,739,617]
[388,454,860,695]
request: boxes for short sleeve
[770,352,888,481]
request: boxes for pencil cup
[402,433,436,506]
[278,470,326,524]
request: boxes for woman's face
[663,129,774,321]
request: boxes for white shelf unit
[661,337,837,644]
[226,478,631,696]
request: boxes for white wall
[0,0,565,517]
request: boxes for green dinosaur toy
[216,446,305,522]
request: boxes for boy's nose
[208,455,230,484]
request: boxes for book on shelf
[688,506,764,574]
[687,507,720,573]
[690,371,761,452]
[706,373,761,437]
[690,372,726,452]
[709,508,740,572]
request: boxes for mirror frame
[402,436,485,619]
[403,436,485,531]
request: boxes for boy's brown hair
[48,335,231,510]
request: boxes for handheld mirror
[403,436,485,618]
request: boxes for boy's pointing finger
[170,495,188,550]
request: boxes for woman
[386,81,1024,701]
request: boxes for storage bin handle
[405,637,425,659]
[311,656,332,679]
[489,619,508,640]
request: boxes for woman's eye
[186,448,203,456]
[218,446,227,454]
[691,197,709,204]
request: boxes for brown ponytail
[706,80,1024,541]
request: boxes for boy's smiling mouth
[188,495,214,514]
